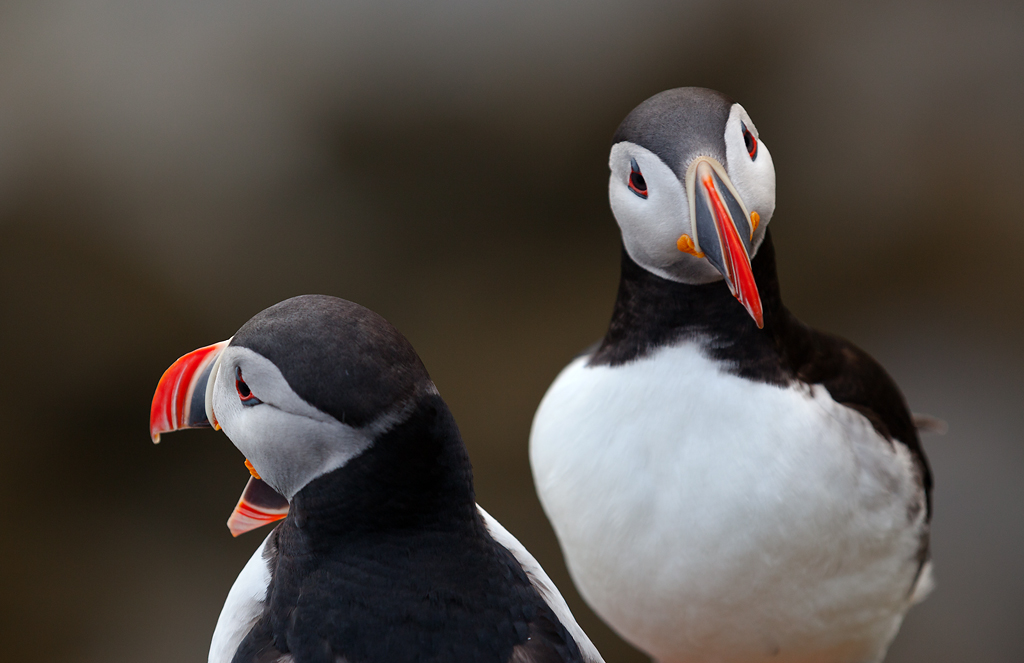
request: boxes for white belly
[530,344,928,663]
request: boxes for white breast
[209,532,274,663]
[530,343,929,663]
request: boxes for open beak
[227,477,291,537]
[683,158,764,328]
[150,340,289,536]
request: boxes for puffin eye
[235,366,261,406]
[741,122,758,160]
[628,158,648,199]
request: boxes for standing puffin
[150,295,604,663]
[530,88,933,663]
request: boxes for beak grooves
[150,340,229,443]
[686,158,764,328]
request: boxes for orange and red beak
[150,340,289,536]
[227,477,291,537]
[683,158,764,328]
[150,340,229,443]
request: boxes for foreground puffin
[150,295,604,663]
[530,88,933,663]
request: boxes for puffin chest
[531,342,924,660]
[531,342,910,577]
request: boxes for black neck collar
[286,393,479,542]
[590,229,791,382]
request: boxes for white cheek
[608,143,696,275]
[608,153,724,284]
[211,363,373,500]
[750,143,776,220]
[212,375,255,461]
[729,144,775,216]
[609,175,689,267]
[731,144,775,253]
[725,106,777,254]
[229,406,370,499]
[212,375,242,447]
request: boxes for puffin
[149,295,605,663]
[529,88,933,663]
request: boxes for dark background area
[1,1,1022,661]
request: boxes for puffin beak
[227,477,290,537]
[683,158,764,328]
[150,339,289,536]
[150,340,230,443]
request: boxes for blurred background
[1,1,1022,661]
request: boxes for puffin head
[149,295,436,535]
[608,87,776,327]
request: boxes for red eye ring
[235,366,261,405]
[628,157,648,199]
[742,122,758,160]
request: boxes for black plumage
[231,295,429,429]
[613,88,734,178]
[223,297,587,663]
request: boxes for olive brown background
[1,1,1021,661]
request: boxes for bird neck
[285,393,479,542]
[591,228,790,368]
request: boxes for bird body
[532,247,930,663]
[530,88,932,663]
[151,295,603,663]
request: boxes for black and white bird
[150,295,604,663]
[530,88,933,663]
